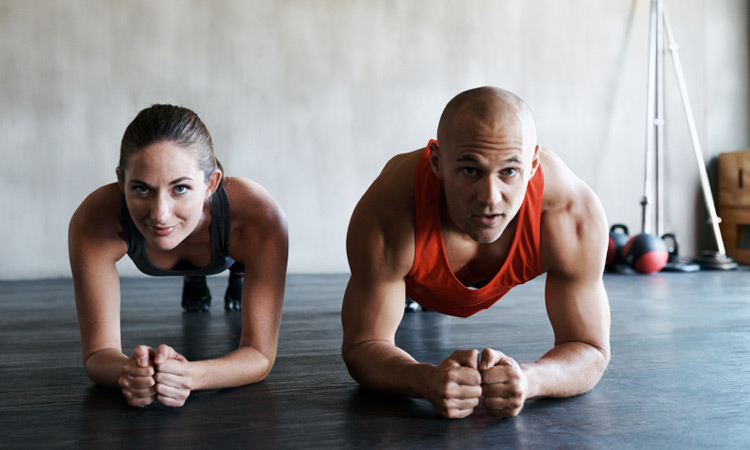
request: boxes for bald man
[341,87,611,419]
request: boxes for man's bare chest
[442,228,515,286]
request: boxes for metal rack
[640,0,737,270]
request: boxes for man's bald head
[436,87,537,152]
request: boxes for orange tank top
[405,142,545,318]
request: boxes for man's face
[431,112,539,244]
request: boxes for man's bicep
[542,189,611,353]
[544,272,611,353]
[343,190,413,350]
[341,274,407,349]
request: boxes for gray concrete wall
[1,0,748,279]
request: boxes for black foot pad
[182,276,211,312]
[224,272,243,311]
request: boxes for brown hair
[118,104,224,185]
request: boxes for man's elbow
[587,343,610,389]
[341,342,360,376]
[341,340,375,387]
[594,343,611,370]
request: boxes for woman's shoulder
[69,183,124,241]
[223,177,287,233]
[68,183,128,262]
[223,177,288,262]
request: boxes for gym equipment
[660,233,700,272]
[693,251,739,271]
[607,224,630,268]
[624,233,669,274]
[640,0,737,271]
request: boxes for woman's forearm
[84,348,130,387]
[190,345,274,390]
[86,344,275,391]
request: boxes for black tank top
[120,185,234,276]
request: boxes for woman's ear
[116,167,124,192]
[205,169,223,199]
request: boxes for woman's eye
[133,186,150,195]
[174,185,190,195]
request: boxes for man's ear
[428,140,443,179]
[205,169,223,199]
[529,145,541,178]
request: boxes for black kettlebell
[607,224,630,268]
[661,233,680,263]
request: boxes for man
[341,86,611,419]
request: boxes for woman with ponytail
[69,104,288,407]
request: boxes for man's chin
[468,229,503,244]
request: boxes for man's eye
[501,168,518,177]
[462,168,478,176]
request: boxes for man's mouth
[473,213,503,226]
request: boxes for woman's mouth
[150,225,177,236]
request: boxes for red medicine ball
[623,233,669,274]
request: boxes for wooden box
[719,150,750,264]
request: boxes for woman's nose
[150,192,172,224]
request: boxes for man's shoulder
[538,148,601,213]
[353,148,424,227]
[537,149,608,275]
[539,148,575,211]
[346,148,425,277]
[377,148,425,194]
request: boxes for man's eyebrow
[455,155,523,164]
[456,155,480,164]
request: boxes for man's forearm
[522,342,610,399]
[343,340,435,399]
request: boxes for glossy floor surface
[1,271,749,449]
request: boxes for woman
[69,104,288,407]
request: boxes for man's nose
[477,176,502,207]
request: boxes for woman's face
[119,141,216,252]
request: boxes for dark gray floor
[1,270,749,449]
